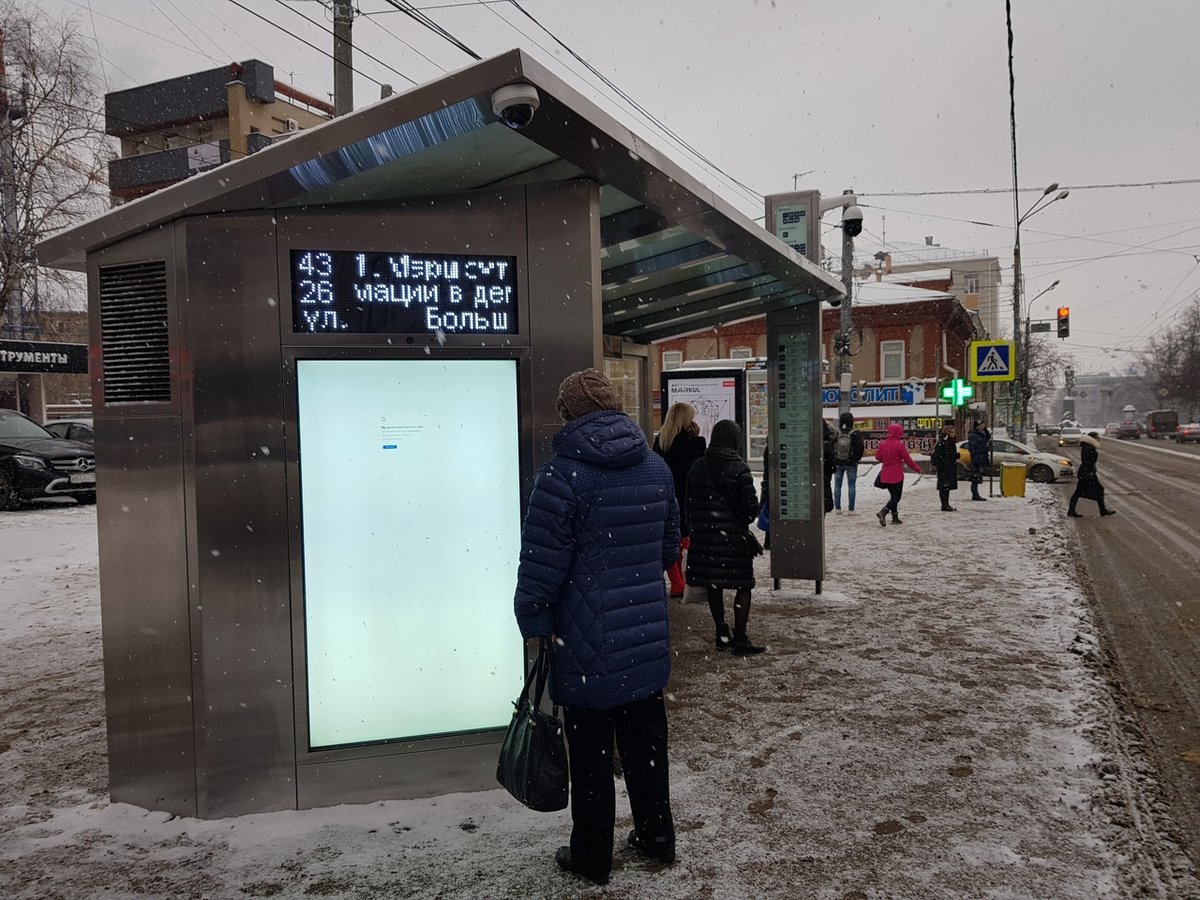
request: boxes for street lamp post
[1011,184,1069,441]
[1022,278,1060,434]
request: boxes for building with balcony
[105,60,333,202]
[857,237,1003,339]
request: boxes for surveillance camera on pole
[817,191,862,419]
[841,204,863,238]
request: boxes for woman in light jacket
[874,422,922,526]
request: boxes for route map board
[766,305,825,585]
[660,369,746,447]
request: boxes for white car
[1058,426,1084,446]
[959,438,1075,483]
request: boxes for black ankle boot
[556,847,609,885]
[628,830,676,864]
[891,513,902,524]
[714,623,731,651]
[732,634,765,655]
[1068,509,1082,517]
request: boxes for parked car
[1174,423,1200,444]
[1117,421,1140,439]
[43,418,94,445]
[1103,422,1120,436]
[0,408,96,510]
[1058,426,1084,446]
[958,438,1075,483]
[1035,422,1062,436]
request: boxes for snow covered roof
[853,281,953,306]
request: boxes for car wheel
[1028,464,1054,484]
[76,491,96,506]
[0,469,22,512]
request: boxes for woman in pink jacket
[874,423,922,527]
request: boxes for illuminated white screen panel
[297,358,522,749]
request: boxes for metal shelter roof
[37,50,843,344]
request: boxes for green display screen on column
[296,358,522,749]
[775,331,817,522]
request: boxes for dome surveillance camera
[491,83,540,129]
[841,204,863,238]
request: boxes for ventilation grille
[98,261,171,404]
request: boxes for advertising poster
[296,358,522,749]
[662,372,743,445]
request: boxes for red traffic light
[1057,306,1070,338]
[1057,306,1070,319]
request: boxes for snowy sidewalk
[2,482,1198,899]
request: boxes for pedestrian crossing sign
[969,340,1016,382]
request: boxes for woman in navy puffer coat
[514,369,680,886]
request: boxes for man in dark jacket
[832,411,866,514]
[967,420,991,501]
[514,368,680,886]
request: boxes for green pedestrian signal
[941,378,974,407]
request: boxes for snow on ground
[2,480,1198,899]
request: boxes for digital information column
[296,358,522,749]
[766,305,825,584]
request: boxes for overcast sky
[36,0,1200,375]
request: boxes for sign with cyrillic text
[290,249,518,335]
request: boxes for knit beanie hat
[555,368,623,421]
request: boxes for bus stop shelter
[37,49,843,818]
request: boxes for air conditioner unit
[285,117,300,132]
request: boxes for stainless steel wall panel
[88,227,196,817]
[295,742,499,809]
[526,181,602,463]
[180,214,297,816]
[94,412,195,815]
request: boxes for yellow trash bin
[1000,462,1026,497]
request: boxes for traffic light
[1057,306,1070,338]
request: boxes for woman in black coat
[930,424,960,512]
[653,402,707,597]
[1068,432,1116,517]
[685,420,764,655]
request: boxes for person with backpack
[831,411,865,514]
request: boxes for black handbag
[496,639,569,812]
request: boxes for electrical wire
[268,0,418,86]
[502,0,766,209]
[223,0,386,89]
[359,5,448,75]
[860,178,1200,198]
[148,0,222,67]
[163,0,238,63]
[377,0,482,60]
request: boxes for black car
[0,408,96,510]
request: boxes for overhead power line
[268,0,418,86]
[378,0,482,60]
[862,178,1200,198]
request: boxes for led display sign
[296,358,523,748]
[291,249,518,335]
